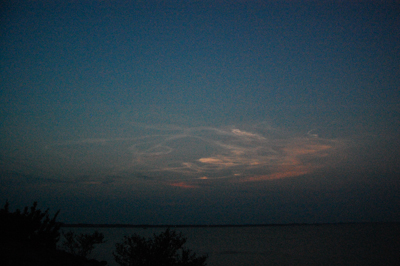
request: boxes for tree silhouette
[62,230,106,258]
[0,201,108,266]
[113,228,208,266]
[0,201,61,249]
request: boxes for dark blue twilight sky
[1,0,399,224]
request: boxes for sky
[1,0,399,225]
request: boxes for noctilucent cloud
[1,0,399,225]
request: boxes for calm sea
[59,223,400,266]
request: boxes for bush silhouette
[62,230,106,258]
[0,201,61,249]
[1,201,108,266]
[113,228,208,266]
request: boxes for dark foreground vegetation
[114,228,207,266]
[0,202,207,266]
[0,201,106,266]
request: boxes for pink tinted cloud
[169,182,199,189]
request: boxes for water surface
[60,223,400,266]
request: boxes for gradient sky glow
[1,0,399,224]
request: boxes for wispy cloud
[43,123,345,187]
[169,182,200,189]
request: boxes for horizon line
[60,221,399,228]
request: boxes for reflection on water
[60,223,400,266]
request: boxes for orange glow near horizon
[169,182,199,189]
[244,167,310,182]
[236,141,334,182]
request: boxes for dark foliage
[62,230,106,258]
[0,201,107,266]
[113,228,208,266]
[0,201,61,249]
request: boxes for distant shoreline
[60,222,399,228]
